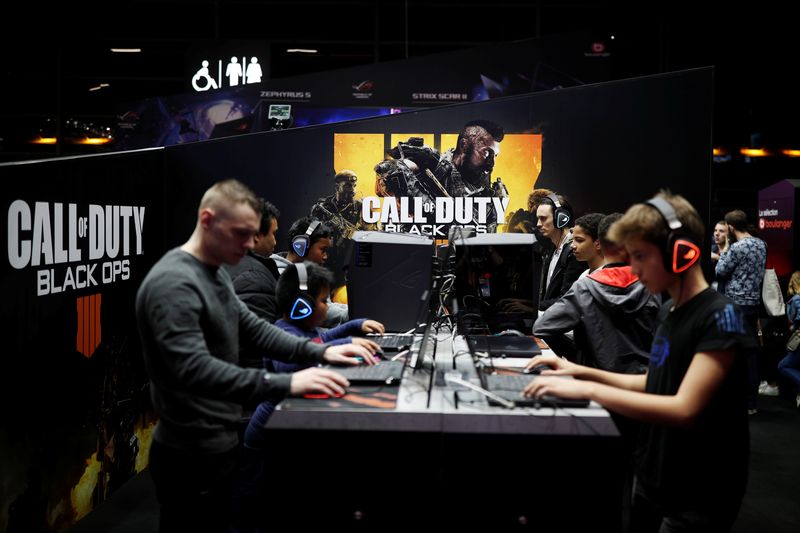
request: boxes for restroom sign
[191,56,264,92]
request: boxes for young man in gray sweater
[136,179,374,532]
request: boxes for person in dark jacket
[224,199,281,367]
[532,213,660,373]
[535,193,586,310]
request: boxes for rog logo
[352,80,374,92]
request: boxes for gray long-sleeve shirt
[135,248,326,453]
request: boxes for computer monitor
[453,233,538,334]
[346,231,434,332]
[267,104,292,120]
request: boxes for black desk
[264,334,625,530]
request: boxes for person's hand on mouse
[350,337,381,357]
[290,367,349,397]
[323,344,378,365]
[524,355,576,376]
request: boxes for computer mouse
[498,329,526,337]
[523,364,551,375]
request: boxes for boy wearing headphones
[243,260,383,451]
[273,262,384,357]
[271,217,333,276]
[524,191,754,532]
[272,216,349,325]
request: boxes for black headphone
[546,193,572,229]
[289,262,315,321]
[291,219,320,257]
[644,197,700,274]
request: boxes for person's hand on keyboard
[351,337,382,356]
[522,375,592,402]
[360,319,386,334]
[323,343,378,365]
[290,367,349,397]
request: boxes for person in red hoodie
[531,213,660,373]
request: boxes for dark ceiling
[1,0,798,161]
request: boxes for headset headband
[304,219,320,238]
[645,197,683,231]
[644,196,699,274]
[546,193,562,209]
[296,261,308,293]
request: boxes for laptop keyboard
[484,374,590,408]
[485,374,535,391]
[371,334,415,349]
[329,361,405,385]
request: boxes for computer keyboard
[483,374,590,408]
[329,360,405,385]
[371,334,415,350]
[485,374,535,391]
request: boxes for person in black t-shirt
[524,191,753,532]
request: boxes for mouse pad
[280,386,398,410]
[467,335,542,357]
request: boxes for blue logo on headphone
[290,298,313,320]
[292,239,308,256]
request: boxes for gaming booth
[0,67,712,530]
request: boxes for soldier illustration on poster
[310,169,378,288]
[310,170,365,240]
[373,120,506,232]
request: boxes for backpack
[762,268,785,317]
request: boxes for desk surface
[270,332,619,438]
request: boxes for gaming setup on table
[329,229,588,409]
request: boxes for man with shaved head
[136,179,374,532]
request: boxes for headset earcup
[555,207,571,229]
[671,236,700,274]
[292,236,308,257]
[289,293,314,320]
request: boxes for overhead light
[30,136,57,145]
[781,149,800,157]
[287,48,318,54]
[111,48,141,53]
[740,148,769,157]
[73,137,112,145]
[89,83,110,92]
